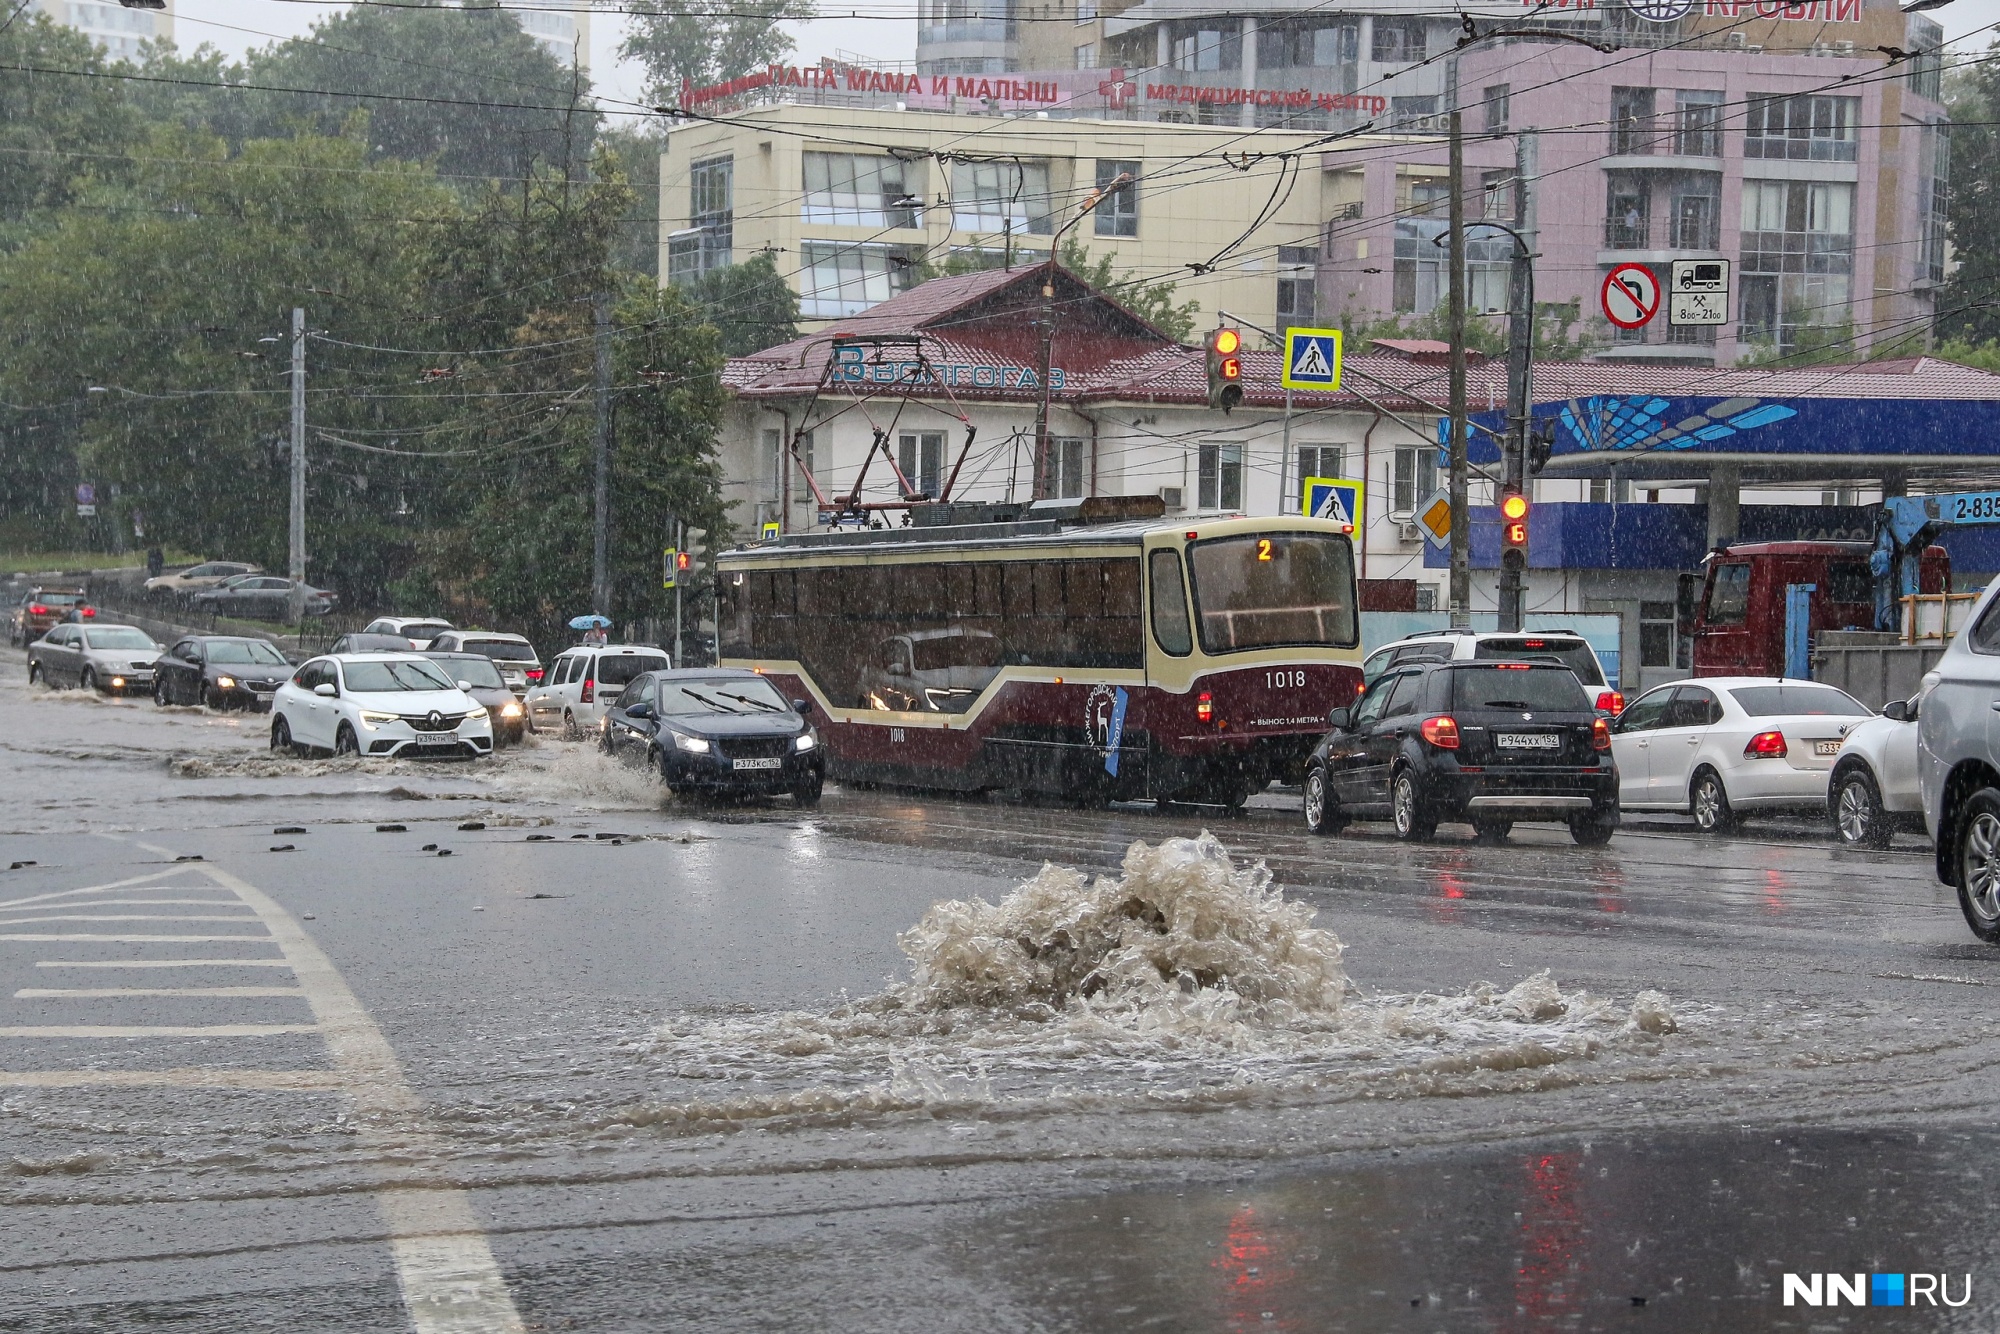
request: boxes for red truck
[1687,541,1950,678]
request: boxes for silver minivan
[526,644,672,738]
[427,631,543,696]
[1918,583,2000,940]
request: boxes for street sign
[1415,487,1453,549]
[662,546,680,589]
[1668,258,1730,326]
[75,483,95,506]
[75,504,96,518]
[1281,327,1343,391]
[760,520,781,541]
[1302,476,1364,532]
[1601,263,1660,330]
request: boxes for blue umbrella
[568,614,612,630]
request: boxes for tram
[715,501,1363,806]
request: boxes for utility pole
[1497,131,1537,633]
[287,306,306,626]
[1032,262,1056,500]
[1446,99,1471,629]
[591,292,612,619]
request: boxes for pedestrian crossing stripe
[1301,476,1365,532]
[1281,327,1343,390]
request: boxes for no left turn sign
[1601,263,1661,330]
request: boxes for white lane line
[0,1024,320,1037]
[0,934,274,942]
[0,867,201,911]
[189,861,527,1334]
[0,899,246,909]
[0,1068,341,1090]
[36,958,293,968]
[15,987,308,998]
[0,915,262,924]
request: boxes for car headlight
[359,709,400,727]
[672,731,711,754]
[465,703,488,719]
[500,701,522,718]
[795,732,817,752]
[216,676,236,689]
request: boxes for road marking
[0,1024,319,1037]
[36,958,293,968]
[0,933,274,942]
[189,860,527,1334]
[0,867,202,911]
[15,987,308,998]
[0,898,246,908]
[0,1067,342,1090]
[0,915,262,924]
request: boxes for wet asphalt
[2,661,1998,1332]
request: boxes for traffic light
[1527,421,1555,475]
[1500,490,1530,555]
[1206,327,1243,413]
[663,546,690,589]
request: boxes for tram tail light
[1745,729,1787,758]
[1196,691,1213,724]
[1595,690,1624,715]
[1419,715,1460,749]
[1591,717,1611,751]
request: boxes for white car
[361,616,456,650]
[526,643,672,738]
[270,653,492,759]
[1610,677,1873,832]
[1362,628,1622,714]
[143,560,260,599]
[1827,694,1923,848]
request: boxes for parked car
[526,644,672,737]
[1828,693,1924,848]
[1611,677,1871,833]
[153,635,294,710]
[26,623,162,694]
[329,633,416,655]
[9,587,90,646]
[1361,628,1623,714]
[426,630,543,695]
[1919,584,2000,940]
[361,617,455,650]
[270,653,492,759]
[600,668,821,803]
[1302,659,1618,845]
[191,576,336,620]
[142,561,261,600]
[425,651,525,745]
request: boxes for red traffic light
[1500,490,1529,550]
[1210,328,1241,356]
[674,551,692,572]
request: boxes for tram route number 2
[1265,669,1307,688]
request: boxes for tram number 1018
[1264,669,1308,689]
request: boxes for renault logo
[427,710,443,727]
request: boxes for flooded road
[2,662,1996,1330]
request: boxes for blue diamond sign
[1282,327,1342,391]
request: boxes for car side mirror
[456,680,473,692]
[1326,706,1351,731]
[627,702,655,719]
[1882,698,1909,722]
[312,683,336,698]
[793,698,812,716]
[887,662,908,676]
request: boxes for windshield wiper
[716,689,781,712]
[679,687,746,714]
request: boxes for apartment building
[30,0,173,61]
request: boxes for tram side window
[1149,550,1193,656]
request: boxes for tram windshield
[1187,532,1357,653]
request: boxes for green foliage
[599,124,663,278]
[1056,238,1199,341]
[1943,43,2000,343]
[1735,320,1857,367]
[1339,301,1601,362]
[1932,338,2000,373]
[622,0,813,106]
[0,15,137,236]
[679,252,800,356]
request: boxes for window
[1149,549,1192,655]
[1298,445,1343,487]
[1197,444,1242,511]
[792,429,815,503]
[1168,20,1240,71]
[899,431,945,498]
[1674,90,1723,156]
[687,155,732,273]
[1610,87,1656,155]
[1970,593,2000,655]
[1740,180,1855,347]
[1276,276,1315,331]
[1093,160,1138,237]
[1257,17,1358,67]
[802,153,919,228]
[761,428,784,503]
[1728,684,1868,717]
[1482,84,1509,134]
[1919,121,1949,285]
[1076,0,1097,19]
[1074,43,1095,68]
[1744,94,1859,161]
[1615,688,1672,733]
[1668,177,1719,250]
[1371,18,1426,63]
[1639,599,1676,669]
[1186,533,1358,653]
[1908,16,1944,101]
[1452,665,1591,712]
[951,159,1053,235]
[1052,437,1087,499]
[799,241,916,318]
[1605,175,1649,249]
[1663,685,1720,728]
[1392,445,1436,515]
[1389,95,1439,130]
[1587,477,1610,503]
[1705,563,1751,625]
[1480,169,1514,221]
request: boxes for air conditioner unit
[1158,486,1184,512]
[1395,520,1422,543]
[1832,40,1855,55]
[1725,31,1748,48]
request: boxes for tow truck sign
[1668,259,1730,326]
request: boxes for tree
[0,14,136,236]
[680,252,800,356]
[1942,49,2000,343]
[621,0,813,107]
[599,123,662,278]
[1057,238,1200,341]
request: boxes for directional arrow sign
[1601,263,1661,330]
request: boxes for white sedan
[1827,693,1923,848]
[1610,677,1873,833]
[270,653,493,760]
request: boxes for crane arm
[1872,492,2000,630]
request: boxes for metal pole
[673,520,684,666]
[1032,257,1056,500]
[1497,133,1536,633]
[591,292,612,618]
[1281,384,1293,517]
[1447,102,1470,629]
[288,306,306,627]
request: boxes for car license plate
[732,757,783,771]
[1814,740,1842,756]
[1495,732,1560,750]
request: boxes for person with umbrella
[570,613,612,647]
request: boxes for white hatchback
[270,653,492,759]
[1610,677,1873,832]
[526,644,672,738]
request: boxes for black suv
[1302,660,1619,845]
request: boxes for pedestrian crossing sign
[1282,327,1343,391]
[1302,476,1365,533]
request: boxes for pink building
[1317,34,1947,364]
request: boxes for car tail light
[1596,690,1625,715]
[526,669,543,682]
[80,606,95,617]
[1591,717,1611,751]
[1494,662,1530,670]
[28,604,46,616]
[1420,715,1460,749]
[580,679,595,704]
[1195,691,1212,724]
[1745,730,1787,759]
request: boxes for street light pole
[591,292,612,618]
[287,306,306,626]
[1447,101,1470,629]
[1032,173,1129,500]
